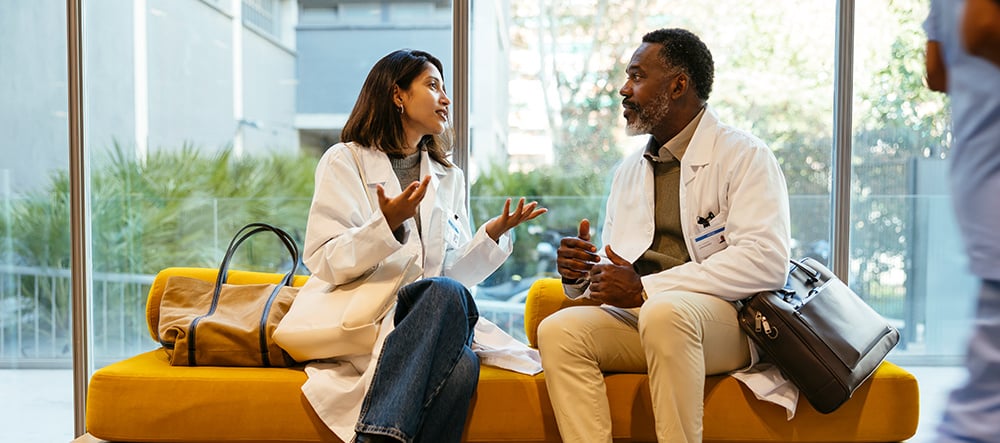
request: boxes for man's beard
[625,96,670,136]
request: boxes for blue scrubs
[925,1,1000,441]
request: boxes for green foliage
[471,161,608,284]
[848,0,950,283]
[512,0,646,174]
[857,1,950,159]
[505,0,950,315]
[513,0,844,259]
[3,143,317,275]
[1,144,317,358]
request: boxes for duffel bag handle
[180,222,300,367]
[215,222,300,294]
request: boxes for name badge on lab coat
[446,215,463,248]
[693,220,727,260]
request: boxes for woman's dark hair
[341,49,452,166]
[642,28,714,101]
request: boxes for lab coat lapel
[418,155,450,275]
[681,107,720,186]
[418,152,446,240]
[354,144,400,201]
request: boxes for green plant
[1,143,317,359]
[471,161,607,286]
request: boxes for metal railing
[1,265,154,368]
[0,265,529,368]
[0,188,976,368]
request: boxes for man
[924,1,1000,442]
[537,28,791,443]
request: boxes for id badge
[693,222,727,260]
[446,215,463,248]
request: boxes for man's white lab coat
[567,107,800,417]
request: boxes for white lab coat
[298,142,541,441]
[567,107,801,417]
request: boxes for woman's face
[397,63,451,147]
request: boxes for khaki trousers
[536,291,750,443]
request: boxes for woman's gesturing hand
[378,175,431,231]
[484,197,548,242]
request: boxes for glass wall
[0,1,74,441]
[5,0,455,441]
[468,0,969,365]
[297,0,453,154]
[851,0,966,364]
[82,0,307,369]
[469,0,837,341]
[0,0,970,441]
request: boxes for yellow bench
[85,270,919,442]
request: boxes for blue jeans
[355,277,480,443]
[937,279,1000,443]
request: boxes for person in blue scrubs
[960,0,1000,67]
[925,1,1000,442]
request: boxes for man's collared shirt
[642,107,705,163]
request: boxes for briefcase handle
[788,258,821,285]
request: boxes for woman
[297,49,546,443]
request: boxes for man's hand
[557,219,599,282]
[589,245,644,308]
[377,176,430,231]
[484,197,548,242]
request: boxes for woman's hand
[377,176,430,231]
[485,197,548,242]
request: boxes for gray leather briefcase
[738,257,900,413]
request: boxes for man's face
[620,43,676,137]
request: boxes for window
[0,1,967,441]
[3,0,306,440]
[4,1,455,440]
[851,1,965,364]
[0,1,73,441]
[340,3,383,24]
[243,0,281,39]
[469,0,838,342]
[295,0,453,154]
[468,0,968,364]
[82,0,305,369]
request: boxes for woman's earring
[397,104,404,114]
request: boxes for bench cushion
[86,350,917,442]
[86,271,918,442]
[87,349,559,443]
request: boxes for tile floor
[0,365,969,443]
[902,365,967,443]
